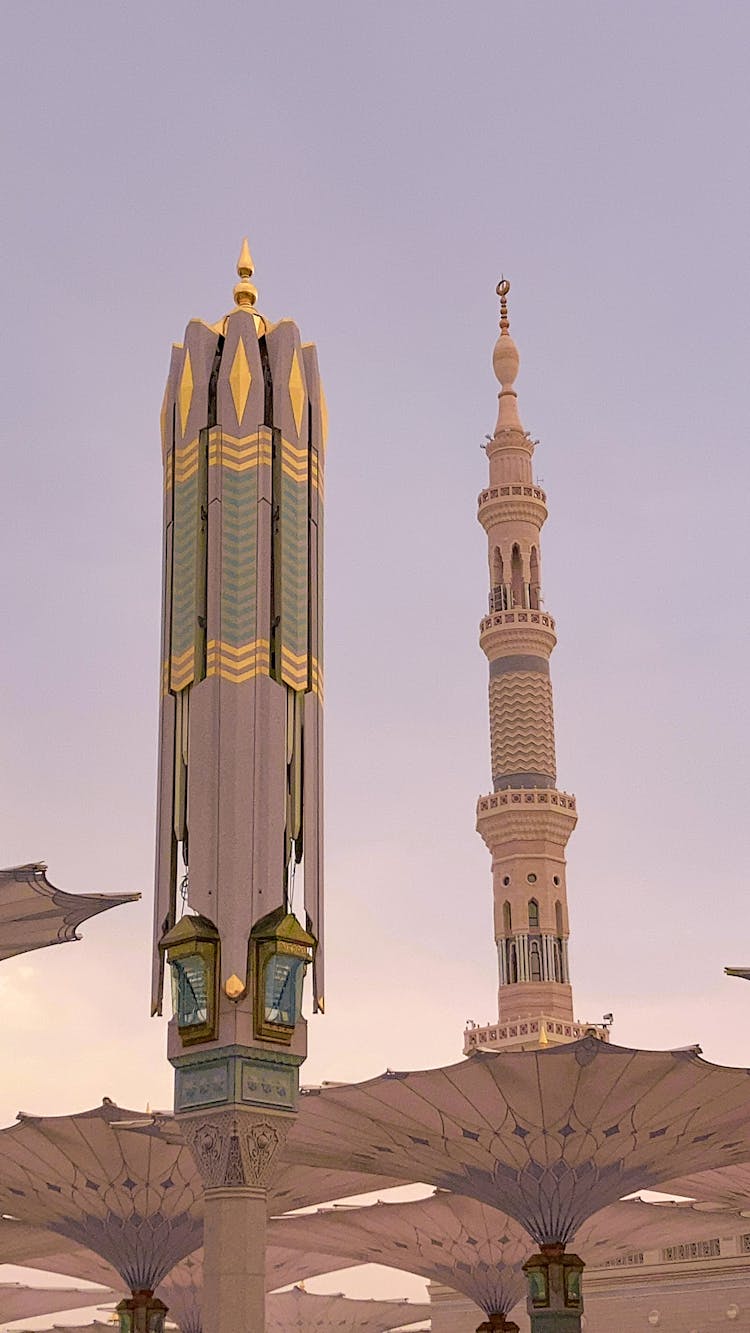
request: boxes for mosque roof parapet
[464,1015,600,1054]
[265,1286,432,1332]
[0,864,139,963]
[581,1286,748,1333]
[288,1039,750,1247]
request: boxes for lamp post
[116,1292,168,1333]
[477,1315,520,1333]
[522,1245,584,1332]
[152,241,325,1333]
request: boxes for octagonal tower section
[466,282,607,1056]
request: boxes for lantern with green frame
[116,1291,168,1333]
[250,906,316,1043]
[159,914,220,1044]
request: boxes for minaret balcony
[476,787,577,847]
[477,484,548,532]
[479,607,557,659]
[463,1014,609,1055]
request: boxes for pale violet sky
[1,0,750,1319]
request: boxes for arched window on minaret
[503,900,512,934]
[554,939,563,982]
[508,941,518,983]
[530,545,541,610]
[554,900,564,981]
[511,544,524,608]
[528,898,539,929]
[492,549,508,612]
[530,941,542,981]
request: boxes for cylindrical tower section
[472,281,576,1049]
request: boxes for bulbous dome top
[492,279,520,390]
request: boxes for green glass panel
[171,954,208,1027]
[264,954,305,1026]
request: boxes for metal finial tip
[497,276,511,335]
[237,237,254,278]
[234,237,258,309]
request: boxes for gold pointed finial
[234,237,258,309]
[496,277,511,334]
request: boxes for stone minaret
[464,282,607,1055]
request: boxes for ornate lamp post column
[151,241,325,1333]
[523,1245,584,1332]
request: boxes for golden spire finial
[233,237,258,309]
[497,277,511,335]
[492,274,521,429]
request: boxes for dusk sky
[1,0,749,1317]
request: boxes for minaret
[464,281,607,1055]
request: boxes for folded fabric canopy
[0,863,139,962]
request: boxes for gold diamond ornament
[224,974,245,999]
[178,350,194,437]
[229,337,252,425]
[288,349,306,436]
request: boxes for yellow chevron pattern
[280,436,309,485]
[311,449,323,497]
[164,431,321,490]
[207,638,270,683]
[163,647,324,696]
[170,644,197,693]
[213,432,273,473]
[281,645,308,689]
[311,656,323,702]
[171,437,200,485]
[490,672,556,781]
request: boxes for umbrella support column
[203,1183,268,1333]
[523,1244,584,1333]
[179,1099,296,1333]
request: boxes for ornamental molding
[181,1108,290,1190]
[484,430,534,460]
[480,613,557,660]
[477,789,577,847]
[478,494,548,531]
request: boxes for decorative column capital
[181,1107,292,1190]
[476,1315,520,1333]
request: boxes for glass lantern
[159,914,220,1044]
[116,1292,168,1333]
[250,907,316,1043]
